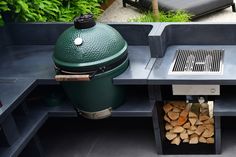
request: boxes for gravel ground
[99,0,236,22]
[98,0,141,22]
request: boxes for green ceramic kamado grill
[53,14,129,119]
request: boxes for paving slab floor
[33,117,236,157]
[39,117,157,157]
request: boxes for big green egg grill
[53,14,129,119]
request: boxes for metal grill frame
[168,49,224,75]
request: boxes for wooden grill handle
[55,75,90,81]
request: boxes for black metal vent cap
[74,14,96,29]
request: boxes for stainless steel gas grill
[169,49,224,75]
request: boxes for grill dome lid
[53,14,128,72]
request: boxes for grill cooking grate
[169,49,224,75]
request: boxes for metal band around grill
[79,107,112,119]
[55,52,128,76]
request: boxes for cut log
[168,111,179,121]
[173,126,185,133]
[180,132,188,140]
[164,115,171,123]
[200,108,209,116]
[177,116,188,126]
[196,120,203,125]
[183,138,189,143]
[164,100,215,145]
[203,118,214,125]
[169,101,186,110]
[199,136,207,143]
[173,107,181,113]
[178,103,191,125]
[207,137,214,144]
[190,125,197,131]
[170,120,178,127]
[209,118,214,124]
[169,129,174,133]
[202,129,214,138]
[189,134,199,144]
[195,125,205,136]
[205,124,214,132]
[189,118,197,126]
[183,122,191,129]
[180,103,191,117]
[187,130,195,135]
[199,114,210,121]
[171,136,181,145]
[189,112,198,118]
[165,123,173,130]
[181,129,187,133]
[166,132,177,141]
[163,103,173,113]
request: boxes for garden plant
[0,0,104,25]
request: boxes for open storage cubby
[153,85,218,154]
[155,101,216,154]
[112,85,153,117]
[0,105,47,157]
[25,84,153,118]
[214,85,236,116]
[12,83,155,156]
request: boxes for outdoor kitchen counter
[149,45,236,85]
[0,44,154,119]
[0,23,157,156]
[0,23,156,123]
[2,23,236,155]
[0,45,152,85]
[0,45,154,156]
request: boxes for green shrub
[98,0,109,3]
[0,0,102,25]
[129,11,192,22]
[0,1,10,26]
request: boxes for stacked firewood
[163,101,214,145]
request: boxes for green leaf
[0,0,102,22]
[0,14,4,26]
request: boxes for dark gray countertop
[0,45,55,79]
[114,46,155,85]
[0,45,152,84]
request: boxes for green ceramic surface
[53,23,127,71]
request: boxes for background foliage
[129,11,192,22]
[0,0,103,25]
